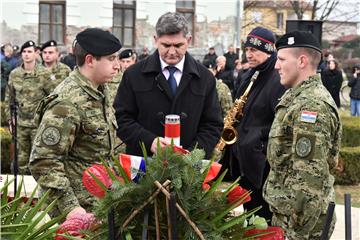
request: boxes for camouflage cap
[75,28,122,56]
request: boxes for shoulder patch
[41,126,61,146]
[295,134,315,158]
[300,111,317,123]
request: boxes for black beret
[20,40,36,53]
[41,40,57,51]
[75,28,122,56]
[276,31,321,53]
[119,49,134,59]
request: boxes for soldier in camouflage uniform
[41,40,71,92]
[215,80,233,119]
[209,67,233,119]
[29,28,122,217]
[263,31,342,239]
[5,40,52,174]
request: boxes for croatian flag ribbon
[119,154,146,183]
[300,111,317,123]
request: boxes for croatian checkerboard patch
[300,111,317,123]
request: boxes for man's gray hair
[155,12,189,37]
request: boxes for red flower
[172,145,190,155]
[202,162,222,190]
[82,164,114,198]
[244,226,285,240]
[227,185,251,206]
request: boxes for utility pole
[235,0,244,59]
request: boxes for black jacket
[202,53,217,68]
[348,76,360,100]
[321,69,343,107]
[114,50,223,158]
[222,54,286,189]
[224,52,238,71]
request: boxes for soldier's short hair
[73,42,100,67]
[293,47,321,70]
[155,12,189,37]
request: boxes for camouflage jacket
[46,62,71,93]
[263,75,342,238]
[107,71,123,106]
[216,79,233,119]
[29,69,118,215]
[5,63,51,127]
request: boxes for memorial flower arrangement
[57,145,284,239]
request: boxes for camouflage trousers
[13,126,37,175]
[272,211,336,240]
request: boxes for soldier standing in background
[263,31,342,239]
[107,49,136,105]
[208,67,233,119]
[29,28,122,217]
[41,40,71,92]
[4,40,51,174]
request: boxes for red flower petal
[227,186,251,206]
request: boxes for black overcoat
[321,69,343,107]
[222,54,286,189]
[114,50,223,158]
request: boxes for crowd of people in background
[1,37,359,117]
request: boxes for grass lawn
[335,184,360,208]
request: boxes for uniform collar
[71,68,105,101]
[277,74,320,107]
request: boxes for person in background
[138,46,150,61]
[29,28,122,217]
[215,55,233,91]
[220,26,286,222]
[114,12,222,158]
[263,31,341,239]
[4,40,51,174]
[224,44,238,71]
[321,59,343,108]
[348,64,360,116]
[1,44,19,100]
[41,40,71,92]
[61,44,77,70]
[202,46,217,68]
[119,49,137,73]
[209,67,233,119]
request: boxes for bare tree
[289,0,340,20]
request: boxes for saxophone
[215,71,259,153]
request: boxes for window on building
[113,1,136,47]
[277,13,284,30]
[39,1,66,45]
[176,0,195,39]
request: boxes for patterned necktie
[166,66,177,96]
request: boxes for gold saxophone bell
[215,71,259,154]
[221,126,238,144]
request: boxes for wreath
[56,145,284,240]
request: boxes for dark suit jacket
[114,50,223,158]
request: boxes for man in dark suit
[114,12,223,158]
